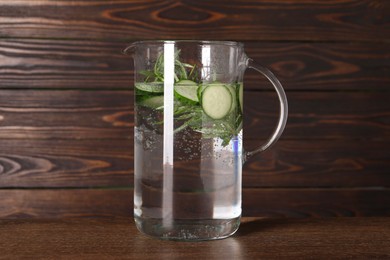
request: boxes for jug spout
[123,43,136,55]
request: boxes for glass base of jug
[134,216,241,241]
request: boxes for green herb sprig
[140,50,198,83]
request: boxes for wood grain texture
[0,189,132,219]
[0,90,388,140]
[0,90,133,139]
[0,218,389,259]
[242,188,390,217]
[244,91,390,141]
[0,189,388,218]
[0,39,389,90]
[0,0,388,41]
[243,140,390,188]
[0,0,389,218]
[0,39,131,89]
[0,139,388,188]
[0,140,132,188]
[244,42,390,91]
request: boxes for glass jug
[124,41,288,241]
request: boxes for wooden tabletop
[1,217,389,259]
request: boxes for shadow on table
[235,218,292,237]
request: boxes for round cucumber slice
[225,84,237,113]
[174,80,199,103]
[197,84,208,102]
[198,82,223,103]
[238,82,243,112]
[201,84,232,119]
[135,82,164,93]
[138,95,164,109]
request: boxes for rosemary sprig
[140,49,199,83]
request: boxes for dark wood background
[0,0,389,218]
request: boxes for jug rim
[131,40,243,46]
[124,40,244,55]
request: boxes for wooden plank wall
[0,0,389,218]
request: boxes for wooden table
[1,218,389,259]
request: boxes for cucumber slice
[135,82,164,93]
[201,84,232,119]
[198,82,222,103]
[174,80,199,103]
[197,84,207,101]
[138,95,164,109]
[238,82,243,112]
[226,84,237,113]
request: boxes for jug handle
[244,59,288,162]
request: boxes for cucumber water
[134,48,244,241]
